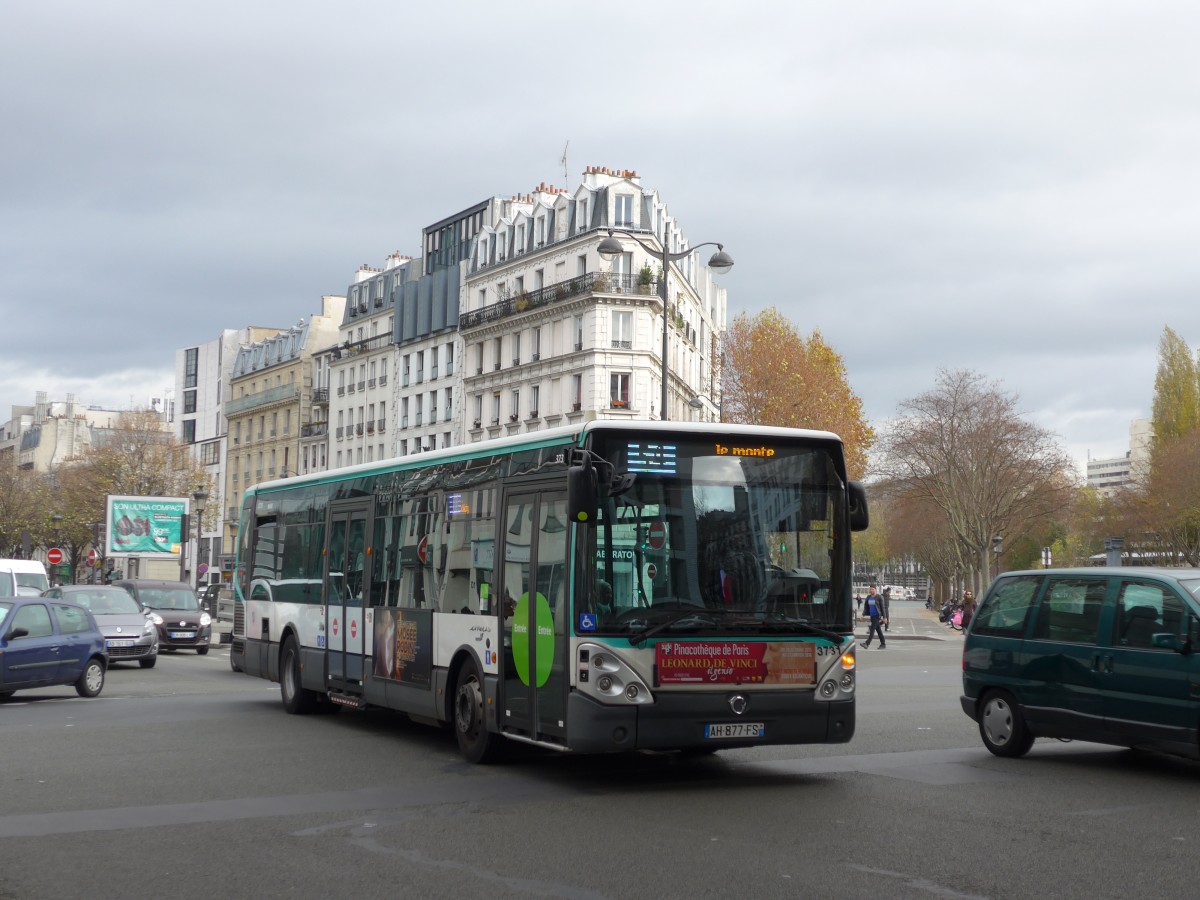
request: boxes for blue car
[0,597,108,700]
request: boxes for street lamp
[689,394,723,423]
[597,229,733,421]
[193,490,209,589]
[992,535,1003,581]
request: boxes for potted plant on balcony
[611,399,628,409]
[592,272,609,292]
[515,291,532,312]
[638,264,654,294]
[571,401,582,412]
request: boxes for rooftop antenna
[560,140,569,187]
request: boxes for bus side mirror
[848,481,869,532]
[567,464,598,524]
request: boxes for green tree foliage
[0,467,55,557]
[1151,326,1200,445]
[722,307,875,479]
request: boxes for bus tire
[280,635,318,715]
[453,657,505,764]
[978,690,1034,758]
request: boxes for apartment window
[493,338,502,370]
[532,327,542,361]
[510,389,520,421]
[492,392,501,424]
[444,387,452,420]
[416,351,424,383]
[475,341,485,375]
[578,199,588,233]
[610,373,630,407]
[182,420,196,443]
[182,390,197,415]
[574,315,584,352]
[615,193,634,227]
[572,374,583,409]
[270,412,278,437]
[445,342,454,375]
[473,394,483,426]
[184,348,198,389]
[512,332,521,366]
[430,346,438,379]
[284,409,291,435]
[612,310,633,349]
[577,254,587,277]
[530,385,540,416]
[478,288,487,309]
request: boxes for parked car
[112,580,211,655]
[42,585,159,668]
[962,567,1200,760]
[0,596,107,699]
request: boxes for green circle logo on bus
[511,591,554,687]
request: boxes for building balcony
[301,422,328,438]
[459,271,654,330]
[226,383,300,415]
[313,388,329,405]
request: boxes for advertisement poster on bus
[654,641,816,685]
[106,496,188,556]
[372,608,432,687]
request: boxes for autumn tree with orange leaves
[721,307,874,479]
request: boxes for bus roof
[247,419,846,497]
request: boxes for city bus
[229,420,869,762]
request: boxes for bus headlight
[820,680,837,698]
[577,643,653,706]
[840,672,855,691]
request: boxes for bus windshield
[584,433,850,638]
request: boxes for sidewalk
[854,600,954,642]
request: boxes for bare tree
[876,369,1077,593]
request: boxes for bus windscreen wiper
[628,607,718,646]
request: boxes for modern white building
[175,326,287,581]
[1086,417,1153,497]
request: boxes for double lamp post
[596,229,732,421]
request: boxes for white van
[0,559,50,597]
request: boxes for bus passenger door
[499,487,569,744]
[326,501,372,692]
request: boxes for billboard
[106,496,189,556]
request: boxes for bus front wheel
[281,636,318,715]
[453,658,505,764]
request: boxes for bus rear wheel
[280,636,318,714]
[454,658,504,764]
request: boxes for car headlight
[143,620,157,636]
[200,613,212,627]
[148,612,164,626]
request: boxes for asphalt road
[3,605,1199,900]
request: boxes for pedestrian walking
[862,585,887,649]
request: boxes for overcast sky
[4,1,1198,476]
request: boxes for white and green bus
[230,420,868,762]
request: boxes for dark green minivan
[961,567,1200,759]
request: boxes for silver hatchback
[42,586,159,668]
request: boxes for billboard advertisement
[106,496,188,556]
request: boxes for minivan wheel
[979,690,1034,758]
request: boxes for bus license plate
[106,639,135,648]
[169,631,194,639]
[704,723,764,740]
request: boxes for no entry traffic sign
[47,547,64,565]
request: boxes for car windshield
[137,587,200,611]
[16,573,50,593]
[74,589,143,615]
